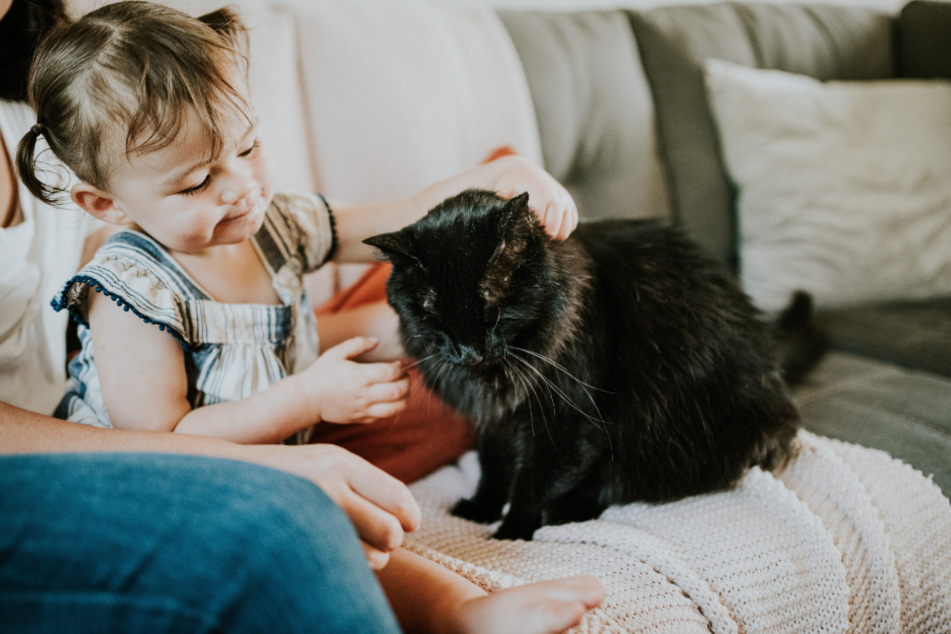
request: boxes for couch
[157,0,951,629]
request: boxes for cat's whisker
[510,346,613,394]
[502,359,534,437]
[508,352,615,458]
[510,352,557,413]
[404,353,439,370]
[508,348,615,455]
[509,352,607,428]
[504,357,552,443]
[432,357,453,395]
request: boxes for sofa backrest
[74,0,927,287]
[499,10,672,224]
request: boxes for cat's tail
[774,290,829,386]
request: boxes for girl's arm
[0,400,420,570]
[331,155,578,263]
[88,291,408,444]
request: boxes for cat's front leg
[491,456,550,540]
[492,439,604,540]
[451,431,513,524]
[493,505,543,541]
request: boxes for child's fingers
[542,204,565,240]
[361,360,407,384]
[371,376,410,399]
[358,399,408,422]
[542,196,578,242]
[324,336,379,361]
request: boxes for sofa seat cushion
[817,299,951,378]
[794,351,951,497]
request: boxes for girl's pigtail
[198,7,246,49]
[15,123,60,207]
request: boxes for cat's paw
[451,498,503,524]
[491,518,538,541]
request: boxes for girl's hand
[331,154,578,262]
[303,336,409,424]
[484,155,578,241]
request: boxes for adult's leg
[0,452,400,633]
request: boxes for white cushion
[704,59,951,311]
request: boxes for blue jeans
[0,452,401,633]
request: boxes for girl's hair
[16,0,250,206]
[0,0,68,101]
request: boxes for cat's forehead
[413,226,499,284]
[412,203,504,267]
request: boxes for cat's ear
[482,193,537,304]
[496,192,537,257]
[500,192,533,227]
[363,231,418,264]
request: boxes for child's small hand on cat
[484,155,578,241]
[302,336,410,424]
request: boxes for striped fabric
[51,193,335,431]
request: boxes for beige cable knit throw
[406,431,951,633]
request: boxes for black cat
[365,189,816,541]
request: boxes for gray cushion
[499,10,670,223]
[898,0,951,79]
[818,299,951,378]
[628,3,895,265]
[795,352,951,498]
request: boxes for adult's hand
[235,442,421,569]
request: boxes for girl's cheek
[178,207,220,239]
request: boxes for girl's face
[89,107,276,255]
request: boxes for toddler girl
[17,1,600,632]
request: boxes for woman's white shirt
[0,99,89,414]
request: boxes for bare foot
[453,575,604,634]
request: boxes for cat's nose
[447,342,484,366]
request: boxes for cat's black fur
[365,189,816,541]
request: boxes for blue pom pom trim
[51,275,191,352]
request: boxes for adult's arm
[0,401,420,569]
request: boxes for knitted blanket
[406,431,951,633]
